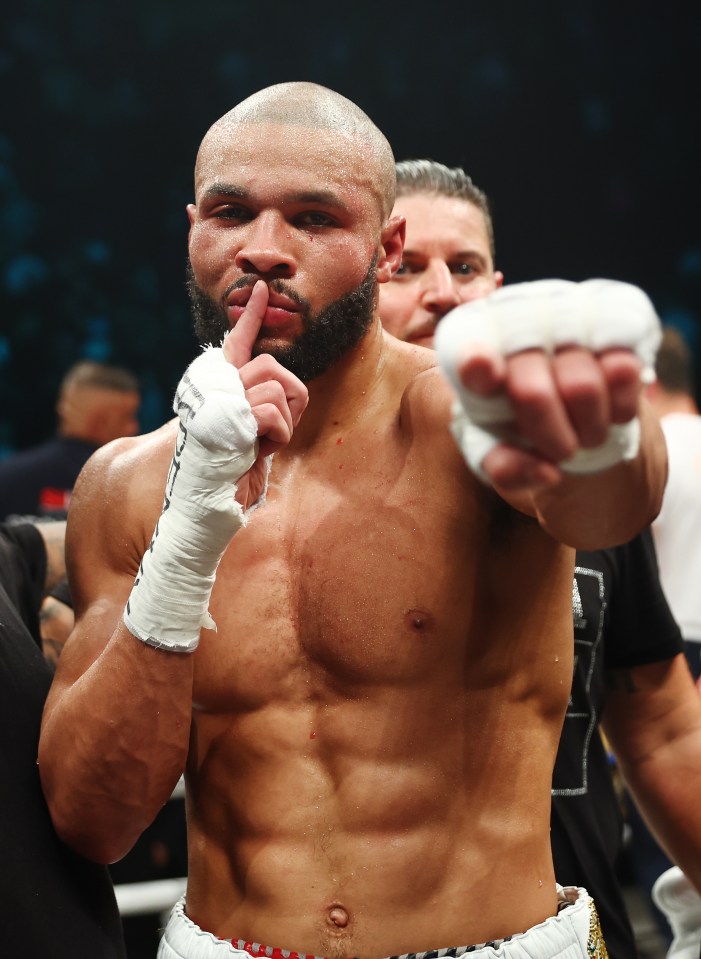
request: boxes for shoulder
[383,338,518,522]
[383,336,455,431]
[661,412,701,450]
[75,421,176,499]
[67,421,178,582]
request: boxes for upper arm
[602,654,701,768]
[44,434,169,712]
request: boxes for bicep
[602,655,701,767]
[46,447,151,706]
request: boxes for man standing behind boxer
[379,158,701,959]
[40,83,666,959]
[378,159,503,347]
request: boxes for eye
[297,211,335,228]
[393,260,421,279]
[451,262,476,276]
[212,204,252,222]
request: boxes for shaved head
[195,82,396,222]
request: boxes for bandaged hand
[124,281,308,652]
[434,279,662,489]
[652,867,701,959]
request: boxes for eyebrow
[200,183,249,203]
[200,182,349,213]
[402,248,488,266]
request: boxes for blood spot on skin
[404,608,435,633]
[336,436,343,444]
[328,906,349,928]
[309,730,316,740]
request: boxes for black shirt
[0,436,97,519]
[552,529,683,959]
[0,523,126,957]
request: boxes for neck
[287,316,388,448]
[653,392,699,417]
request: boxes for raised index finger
[223,280,269,369]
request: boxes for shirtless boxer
[39,83,667,959]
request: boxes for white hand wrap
[434,278,662,481]
[124,347,264,652]
[652,867,701,959]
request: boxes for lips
[408,319,438,345]
[226,285,301,330]
[227,287,299,313]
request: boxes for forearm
[34,520,68,593]
[603,657,701,893]
[39,596,74,668]
[39,622,193,864]
[615,729,701,892]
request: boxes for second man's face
[379,193,503,348]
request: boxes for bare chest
[193,440,481,709]
[191,425,573,716]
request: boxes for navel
[327,905,349,929]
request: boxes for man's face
[78,388,140,446]
[186,121,402,380]
[379,193,503,348]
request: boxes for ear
[494,270,504,289]
[186,203,197,245]
[376,214,405,284]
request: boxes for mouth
[407,320,438,346]
[226,285,302,330]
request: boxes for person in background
[38,558,189,959]
[0,360,140,520]
[0,518,126,957]
[646,327,701,680]
[621,326,701,946]
[378,159,503,348]
[378,157,701,959]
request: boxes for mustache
[222,274,309,313]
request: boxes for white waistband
[157,887,607,959]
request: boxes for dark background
[1,0,699,452]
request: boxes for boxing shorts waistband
[158,886,608,959]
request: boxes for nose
[420,259,460,315]
[234,212,297,279]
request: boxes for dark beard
[186,256,378,383]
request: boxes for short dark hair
[60,361,139,396]
[395,159,496,259]
[655,327,696,395]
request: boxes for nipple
[404,608,435,632]
[328,906,349,929]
